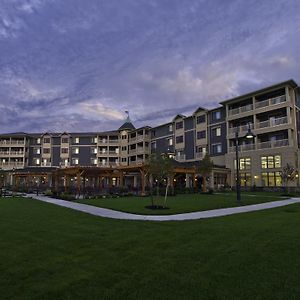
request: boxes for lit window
[168,138,173,146]
[213,111,221,120]
[73,147,79,154]
[261,155,281,169]
[35,158,40,165]
[43,148,50,154]
[169,124,173,132]
[37,138,41,144]
[36,148,41,154]
[212,127,221,137]
[212,144,222,154]
[75,137,80,144]
[72,158,79,165]
[262,172,282,186]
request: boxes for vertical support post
[235,132,241,205]
[140,168,145,196]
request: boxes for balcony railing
[228,123,254,135]
[257,139,289,149]
[229,143,255,153]
[195,152,205,160]
[175,154,186,161]
[0,140,25,145]
[228,104,253,116]
[255,95,286,109]
[0,162,24,168]
[108,140,119,144]
[256,116,288,129]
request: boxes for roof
[220,79,298,105]
[118,121,136,131]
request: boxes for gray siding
[52,147,60,166]
[79,147,93,165]
[209,122,227,156]
[184,117,194,131]
[151,124,172,138]
[185,130,195,159]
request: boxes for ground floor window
[261,172,282,187]
[214,173,227,187]
[240,173,252,187]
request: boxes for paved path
[26,194,300,222]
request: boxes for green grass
[1,197,300,299]
[76,192,288,215]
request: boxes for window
[122,135,127,140]
[91,158,97,165]
[235,158,251,170]
[74,137,80,144]
[261,155,281,169]
[240,173,252,187]
[175,121,183,130]
[61,148,69,154]
[176,135,183,144]
[72,158,79,165]
[196,115,206,124]
[43,137,50,144]
[63,159,69,166]
[92,137,98,143]
[122,158,127,162]
[91,147,97,154]
[43,148,50,154]
[37,138,41,144]
[196,146,206,154]
[122,146,127,151]
[212,127,221,137]
[168,138,173,146]
[212,110,221,121]
[73,147,79,154]
[261,172,282,187]
[151,142,156,149]
[61,137,69,144]
[34,158,40,165]
[212,144,222,154]
[197,130,206,139]
[169,124,173,132]
[35,148,41,155]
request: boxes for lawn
[0,197,300,299]
[76,192,288,215]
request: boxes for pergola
[10,163,230,194]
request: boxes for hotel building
[0,79,300,191]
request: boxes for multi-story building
[1,79,300,190]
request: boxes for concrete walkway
[26,194,300,222]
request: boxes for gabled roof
[172,114,186,121]
[193,107,207,114]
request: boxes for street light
[235,123,255,205]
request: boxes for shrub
[44,189,53,197]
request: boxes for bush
[60,192,75,201]
[44,189,53,197]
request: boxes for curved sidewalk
[26,194,300,221]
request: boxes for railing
[10,151,25,156]
[195,152,205,160]
[256,116,288,129]
[175,154,186,161]
[228,104,253,116]
[228,123,254,135]
[129,149,137,154]
[136,148,144,154]
[108,140,119,144]
[0,152,10,155]
[229,143,255,153]
[109,151,119,155]
[0,162,24,168]
[255,95,286,109]
[0,140,25,145]
[257,139,289,149]
[99,162,120,167]
[130,160,145,166]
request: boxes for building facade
[1,79,300,189]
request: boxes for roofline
[219,79,298,105]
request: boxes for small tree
[148,153,174,208]
[282,163,297,194]
[197,154,214,192]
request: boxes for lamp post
[235,124,256,205]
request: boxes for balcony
[0,162,24,169]
[108,139,119,144]
[229,143,255,153]
[228,104,253,116]
[10,151,25,156]
[228,123,254,135]
[0,140,25,145]
[195,152,205,160]
[254,95,286,109]
[175,154,186,162]
[109,151,119,155]
[257,139,289,149]
[256,116,289,129]
[130,160,145,166]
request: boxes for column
[140,169,145,196]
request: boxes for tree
[197,154,214,192]
[282,163,297,194]
[0,169,6,197]
[148,153,174,208]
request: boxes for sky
[0,0,300,133]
